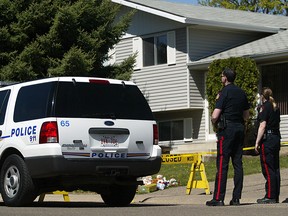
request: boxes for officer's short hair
[222,68,236,82]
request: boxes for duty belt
[225,120,243,124]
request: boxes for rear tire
[0,154,37,206]
[101,184,137,207]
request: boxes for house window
[158,118,193,142]
[143,35,167,66]
[133,31,176,69]
[261,63,288,115]
[159,120,183,141]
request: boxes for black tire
[101,184,137,207]
[0,154,37,206]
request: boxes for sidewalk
[26,168,288,205]
[131,168,288,205]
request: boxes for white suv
[0,77,162,207]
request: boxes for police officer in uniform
[255,87,281,204]
[206,68,250,206]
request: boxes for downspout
[186,26,190,109]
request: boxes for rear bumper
[25,156,162,179]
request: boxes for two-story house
[111,0,288,153]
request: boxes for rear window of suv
[54,81,154,120]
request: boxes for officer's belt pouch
[217,115,226,130]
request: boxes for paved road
[1,201,288,216]
[0,168,288,215]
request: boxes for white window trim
[132,37,143,70]
[167,31,176,65]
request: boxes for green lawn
[157,153,288,186]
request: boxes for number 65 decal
[60,120,70,127]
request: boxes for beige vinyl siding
[188,27,265,61]
[280,115,288,142]
[131,28,188,112]
[133,65,187,112]
[189,70,205,109]
[115,39,133,64]
[190,109,206,141]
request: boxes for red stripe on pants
[261,143,271,198]
[216,136,224,200]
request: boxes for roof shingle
[122,0,288,31]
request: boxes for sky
[165,0,199,5]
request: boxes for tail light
[39,121,58,143]
[153,124,159,145]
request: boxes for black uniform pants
[213,123,245,201]
[260,134,281,200]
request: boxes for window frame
[133,31,176,69]
[158,118,193,143]
[142,34,167,67]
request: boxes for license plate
[100,135,119,147]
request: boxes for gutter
[185,18,282,33]
[252,49,288,61]
[187,49,288,70]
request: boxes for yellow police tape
[161,142,288,165]
[162,153,200,164]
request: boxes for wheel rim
[4,165,20,198]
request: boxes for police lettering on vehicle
[11,126,37,137]
[91,152,126,158]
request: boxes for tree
[198,0,288,15]
[0,0,135,82]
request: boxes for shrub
[206,57,260,148]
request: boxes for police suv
[0,77,162,207]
